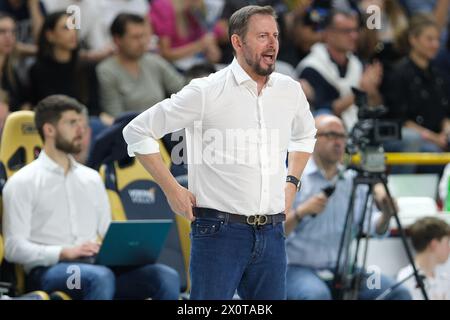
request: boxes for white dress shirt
[398,264,450,300]
[2,151,111,273]
[123,59,316,216]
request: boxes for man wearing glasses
[284,114,412,300]
[295,8,383,131]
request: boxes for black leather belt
[194,207,285,226]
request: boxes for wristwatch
[286,175,301,192]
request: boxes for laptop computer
[77,219,173,267]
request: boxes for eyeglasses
[317,131,347,140]
[0,28,16,36]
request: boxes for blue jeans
[286,265,411,300]
[28,263,180,300]
[189,215,287,300]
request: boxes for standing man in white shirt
[2,95,180,300]
[123,5,316,300]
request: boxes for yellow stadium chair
[0,111,42,177]
[0,111,43,221]
[100,141,192,295]
[49,291,72,300]
[0,111,43,296]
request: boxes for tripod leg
[379,177,429,300]
[333,181,358,299]
[349,184,375,300]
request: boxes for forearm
[80,48,114,63]
[160,38,203,62]
[28,1,44,41]
[405,121,441,143]
[367,89,383,107]
[285,151,311,211]
[16,42,37,57]
[434,0,450,31]
[442,118,450,134]
[405,120,426,133]
[375,212,391,235]
[373,183,393,235]
[332,94,354,116]
[5,237,62,266]
[287,152,311,182]
[135,153,179,195]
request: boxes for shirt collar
[304,158,322,177]
[38,150,79,174]
[305,158,345,180]
[230,58,275,87]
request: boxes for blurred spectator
[0,89,10,138]
[285,114,411,300]
[29,11,100,116]
[435,28,450,99]
[97,13,185,119]
[0,12,28,111]
[384,14,450,157]
[99,0,150,45]
[150,0,222,71]
[278,0,323,67]
[397,217,450,300]
[41,0,115,62]
[358,0,410,121]
[296,9,383,131]
[2,94,180,300]
[203,0,225,28]
[0,0,46,56]
[401,0,450,36]
[358,0,409,63]
[43,0,152,62]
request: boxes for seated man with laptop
[2,95,180,300]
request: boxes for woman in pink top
[150,0,222,70]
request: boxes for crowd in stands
[0,0,448,167]
[0,0,450,300]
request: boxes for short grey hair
[228,5,278,54]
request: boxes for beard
[55,134,82,154]
[243,49,276,76]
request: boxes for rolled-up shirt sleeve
[288,84,317,153]
[123,80,204,156]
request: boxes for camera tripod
[331,168,429,300]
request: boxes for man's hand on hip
[166,184,197,221]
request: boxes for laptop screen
[96,220,173,266]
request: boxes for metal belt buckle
[246,214,268,226]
